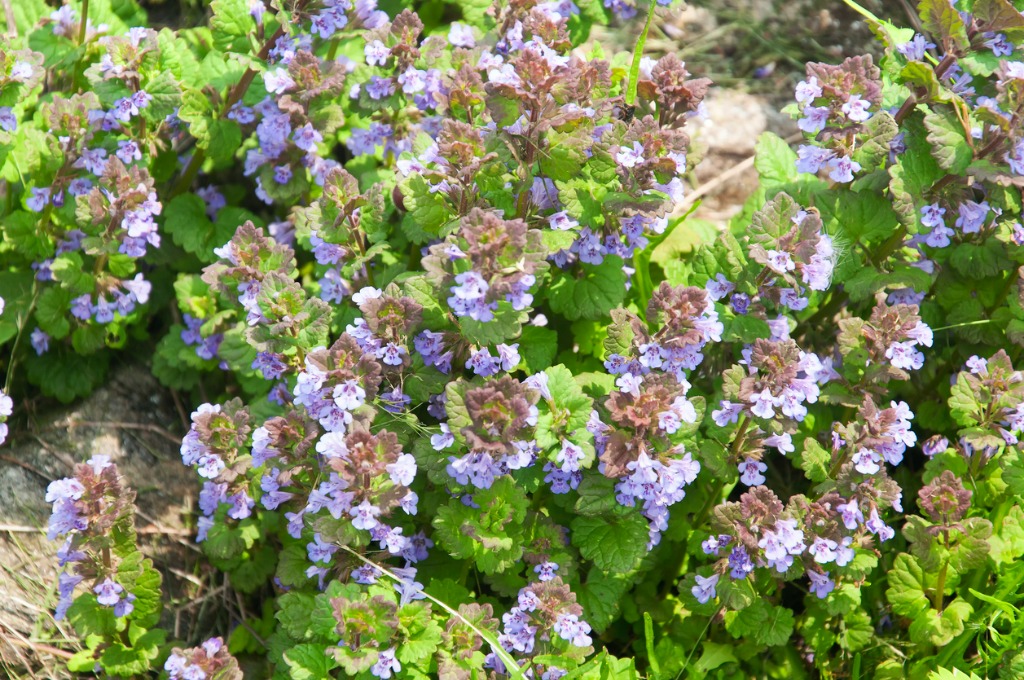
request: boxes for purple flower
[795,145,834,174]
[386,453,417,486]
[94,578,124,606]
[712,400,743,426]
[26,187,51,212]
[364,39,389,66]
[794,77,822,106]
[30,328,49,355]
[113,592,136,617]
[116,140,142,164]
[0,106,16,132]
[738,457,767,486]
[466,347,500,377]
[264,68,294,94]
[765,249,794,274]
[885,341,924,371]
[371,647,402,679]
[553,613,592,647]
[983,32,1014,57]
[333,379,366,410]
[798,106,830,133]
[807,571,835,599]
[292,123,323,153]
[955,200,989,234]
[350,500,381,531]
[705,274,735,301]
[449,22,475,47]
[548,210,578,230]
[616,141,645,168]
[809,538,838,564]
[841,94,871,122]
[826,155,861,183]
[691,573,719,604]
[897,34,935,61]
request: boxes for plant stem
[79,0,89,45]
[4,284,39,395]
[932,558,948,612]
[171,25,286,197]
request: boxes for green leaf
[754,132,798,187]
[397,601,443,664]
[918,0,968,47]
[283,643,337,680]
[756,604,795,647]
[989,505,1024,564]
[973,0,1024,36]
[817,190,900,244]
[543,363,595,439]
[577,569,631,633]
[100,630,164,677]
[158,27,202,82]
[163,193,217,260]
[924,110,973,174]
[35,287,72,340]
[837,608,874,652]
[693,641,738,674]
[799,437,831,483]
[230,543,278,593]
[3,211,53,260]
[50,253,94,295]
[574,475,631,518]
[548,256,627,321]
[725,314,770,343]
[432,477,529,574]
[459,303,525,345]
[949,373,983,427]
[276,593,315,639]
[210,0,256,53]
[519,326,559,372]
[66,595,118,638]
[27,351,108,402]
[541,229,578,254]
[949,240,1008,279]
[908,598,973,646]
[570,513,649,573]
[886,553,929,619]
[400,174,453,243]
[900,62,949,101]
[540,130,588,181]
[853,111,899,171]
[141,70,182,123]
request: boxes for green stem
[694,417,749,526]
[932,557,949,612]
[4,284,39,395]
[625,0,657,106]
[78,0,89,45]
[171,25,286,197]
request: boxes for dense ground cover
[2,0,1024,678]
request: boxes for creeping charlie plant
[2,0,1024,677]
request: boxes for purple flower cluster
[46,456,138,620]
[791,57,883,183]
[614,450,701,547]
[916,199,995,249]
[68,274,152,325]
[495,575,592,666]
[165,637,239,680]
[448,271,498,322]
[180,314,226,366]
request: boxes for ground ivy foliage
[2,0,1024,677]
